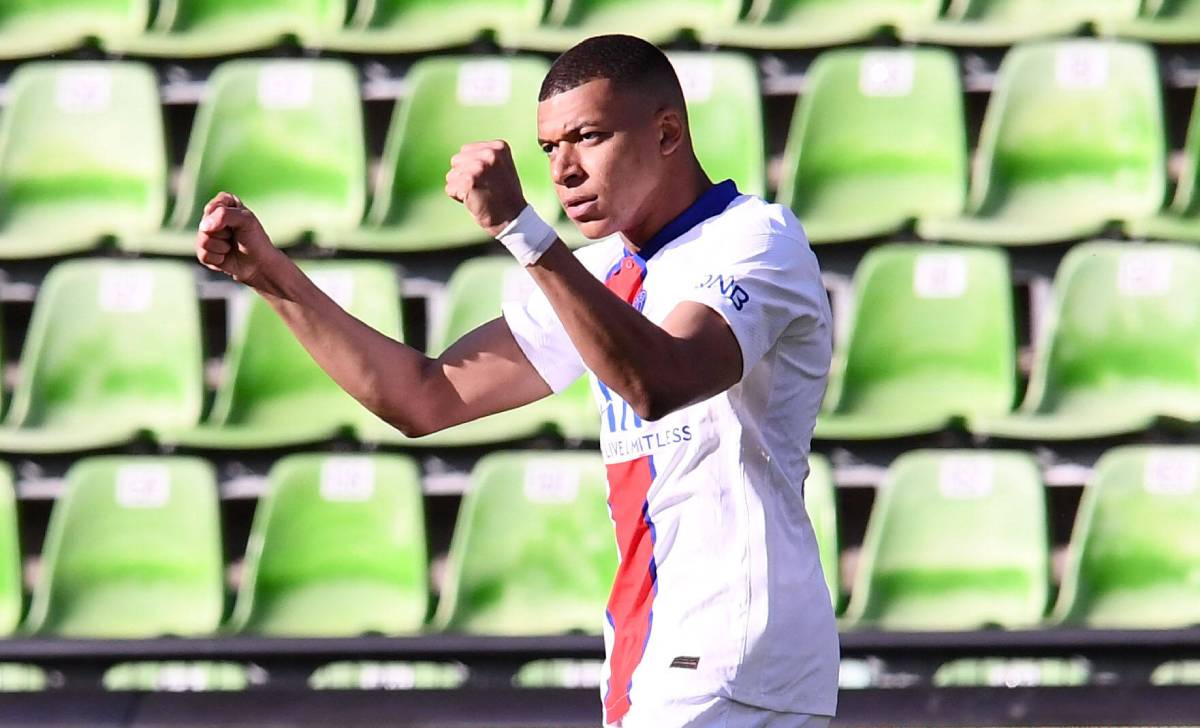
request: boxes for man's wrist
[495,204,557,267]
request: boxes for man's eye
[541,143,555,155]
[581,131,601,141]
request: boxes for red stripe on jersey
[603,456,658,724]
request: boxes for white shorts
[607,694,833,728]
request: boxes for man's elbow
[627,385,682,423]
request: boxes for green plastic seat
[919,40,1165,246]
[434,452,616,635]
[805,455,839,609]
[705,0,941,49]
[25,456,222,637]
[1101,0,1200,43]
[906,0,1140,46]
[0,61,166,259]
[816,245,1015,440]
[103,662,253,691]
[309,661,467,689]
[324,57,553,253]
[777,48,967,244]
[1128,85,1200,241]
[1053,446,1200,628]
[971,242,1200,440]
[126,59,364,255]
[0,0,149,59]
[104,0,346,56]
[164,261,402,449]
[0,466,20,637]
[317,0,545,52]
[229,454,427,636]
[843,450,1049,630]
[358,257,576,446]
[0,259,202,453]
[501,0,742,50]
[668,52,765,199]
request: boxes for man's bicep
[661,301,744,403]
[429,317,554,429]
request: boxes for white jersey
[503,181,839,724]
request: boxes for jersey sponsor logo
[696,273,750,311]
[596,380,692,463]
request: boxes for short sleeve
[502,282,587,394]
[682,234,830,381]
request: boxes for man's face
[537,79,668,241]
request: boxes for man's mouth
[564,195,599,220]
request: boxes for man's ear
[657,107,686,157]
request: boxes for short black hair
[538,34,685,109]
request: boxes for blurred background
[0,0,1199,726]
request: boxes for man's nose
[551,147,584,187]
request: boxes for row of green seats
[2,442,1194,639]
[6,0,1200,59]
[846,446,1200,631]
[822,241,1200,441]
[0,256,602,453]
[0,451,615,637]
[10,39,1200,255]
[0,54,760,257]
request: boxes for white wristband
[495,204,557,266]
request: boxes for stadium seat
[0,0,149,59]
[776,48,967,244]
[1128,86,1200,240]
[357,257,581,446]
[816,245,1015,439]
[0,260,202,453]
[104,0,346,56]
[805,455,839,609]
[126,59,364,255]
[500,0,743,50]
[164,261,402,449]
[905,0,1140,46]
[1053,446,1200,628]
[309,661,467,689]
[0,61,166,259]
[0,664,49,692]
[316,0,545,52]
[918,40,1165,245]
[843,450,1049,630]
[0,465,19,637]
[704,0,942,49]
[970,242,1200,440]
[103,662,252,691]
[434,452,616,635]
[1100,1,1200,43]
[668,52,765,198]
[229,454,428,636]
[24,457,223,637]
[324,57,553,253]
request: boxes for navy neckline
[628,179,739,263]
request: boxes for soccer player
[195,34,838,728]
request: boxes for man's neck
[621,166,712,254]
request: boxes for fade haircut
[538,34,686,113]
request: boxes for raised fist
[445,140,528,237]
[195,192,285,289]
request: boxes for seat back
[26,456,222,637]
[0,61,165,239]
[805,454,839,608]
[151,0,346,35]
[1055,446,1200,628]
[760,0,941,26]
[350,0,545,32]
[846,450,1048,630]
[969,40,1164,219]
[5,259,202,433]
[209,261,402,431]
[554,0,743,29]
[172,59,365,238]
[232,454,427,635]
[0,0,149,38]
[828,245,1015,420]
[0,465,19,636]
[778,47,966,225]
[1023,243,1200,413]
[949,0,1139,24]
[435,452,616,634]
[369,57,555,228]
[668,52,765,197]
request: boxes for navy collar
[629,179,740,263]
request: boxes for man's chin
[572,218,618,241]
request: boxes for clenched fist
[195,192,286,290]
[445,140,528,237]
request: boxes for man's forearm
[525,241,700,420]
[250,258,439,435]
